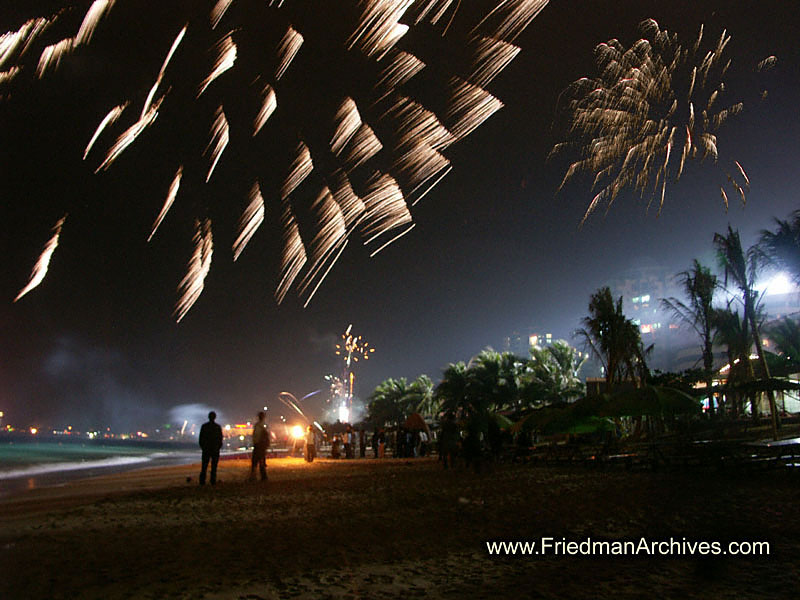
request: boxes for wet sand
[1,456,798,599]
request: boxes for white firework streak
[36,37,74,78]
[369,222,415,257]
[35,0,117,77]
[210,0,234,29]
[348,0,414,57]
[373,22,410,61]
[409,0,457,25]
[385,96,455,150]
[327,169,366,229]
[95,96,162,172]
[175,218,213,323]
[336,123,383,171]
[467,36,521,86]
[142,25,186,119]
[298,187,349,301]
[75,0,116,46]
[360,172,412,244]
[1,17,53,70]
[301,237,349,308]
[205,107,230,182]
[392,142,451,195]
[275,26,303,80]
[84,102,128,160]
[197,33,237,97]
[330,97,363,155]
[4,0,552,317]
[444,76,504,139]
[410,164,452,206]
[472,0,550,42]
[15,216,66,302]
[232,182,265,261]
[376,50,425,91]
[0,66,20,84]
[149,166,183,242]
[253,83,277,135]
[275,203,308,304]
[556,19,758,222]
[281,141,314,199]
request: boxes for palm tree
[577,287,649,393]
[408,374,438,418]
[521,340,586,406]
[760,210,800,285]
[435,362,470,420]
[714,226,779,438]
[712,305,753,418]
[467,349,524,412]
[367,377,414,427]
[765,316,800,363]
[661,260,718,414]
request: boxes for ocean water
[0,438,200,497]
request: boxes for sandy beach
[1,456,798,599]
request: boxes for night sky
[1,1,798,430]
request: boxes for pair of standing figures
[198,411,270,485]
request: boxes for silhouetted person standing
[359,428,366,458]
[249,411,269,481]
[304,425,316,463]
[199,411,223,485]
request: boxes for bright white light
[338,404,350,423]
[756,273,795,296]
[291,425,305,439]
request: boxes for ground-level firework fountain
[333,324,374,423]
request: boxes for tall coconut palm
[467,349,524,412]
[435,362,470,420]
[661,260,718,413]
[577,287,649,393]
[714,226,779,438]
[712,305,753,417]
[760,210,800,286]
[521,340,586,406]
[367,377,414,427]
[408,374,438,418]
[765,317,800,362]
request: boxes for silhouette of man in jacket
[199,411,223,485]
[249,411,270,481]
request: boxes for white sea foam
[0,455,152,480]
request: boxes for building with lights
[610,261,681,343]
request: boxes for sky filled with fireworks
[1,0,799,430]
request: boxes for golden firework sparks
[233,182,265,261]
[175,218,213,323]
[205,106,230,183]
[555,19,772,224]
[4,1,550,318]
[84,102,128,160]
[15,216,67,302]
[149,166,183,242]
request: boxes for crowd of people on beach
[198,410,447,485]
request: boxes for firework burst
[3,0,548,317]
[553,18,775,225]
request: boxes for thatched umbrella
[602,386,701,417]
[731,378,800,394]
[403,412,431,435]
